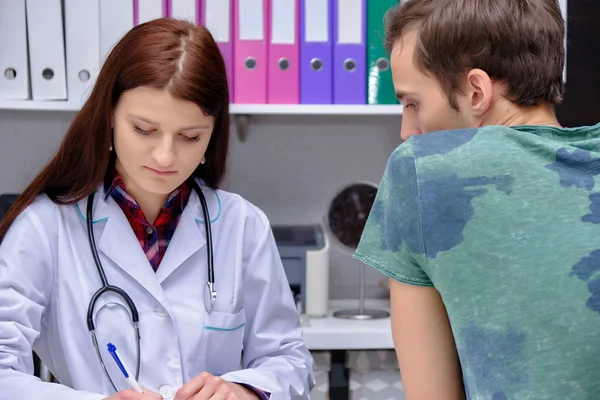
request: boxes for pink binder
[267,0,299,104]
[201,0,234,101]
[233,0,268,104]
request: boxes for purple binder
[300,0,333,104]
[333,0,366,104]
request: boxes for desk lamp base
[333,260,389,320]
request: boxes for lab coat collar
[75,179,222,301]
[155,182,221,283]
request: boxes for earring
[200,157,206,164]
[109,145,113,151]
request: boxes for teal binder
[367,0,400,105]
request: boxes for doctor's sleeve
[353,141,431,286]
[0,208,104,400]
[219,211,315,400]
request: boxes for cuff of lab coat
[235,382,271,399]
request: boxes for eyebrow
[128,114,211,131]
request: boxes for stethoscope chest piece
[204,281,217,314]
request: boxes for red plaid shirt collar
[103,167,191,272]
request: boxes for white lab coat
[0,180,315,400]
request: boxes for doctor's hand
[174,372,259,400]
[103,387,163,400]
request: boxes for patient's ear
[464,68,494,118]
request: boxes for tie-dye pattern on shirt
[355,123,600,399]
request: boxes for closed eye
[133,125,152,135]
[182,135,201,142]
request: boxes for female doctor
[0,18,314,400]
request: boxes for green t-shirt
[355,123,600,400]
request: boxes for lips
[145,166,177,176]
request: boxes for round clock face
[327,183,378,249]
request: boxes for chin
[142,179,180,195]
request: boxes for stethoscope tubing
[84,178,214,392]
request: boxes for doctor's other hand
[103,387,164,400]
[174,371,259,400]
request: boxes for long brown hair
[0,18,230,242]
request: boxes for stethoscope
[85,179,216,391]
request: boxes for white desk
[301,299,394,350]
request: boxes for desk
[301,299,394,350]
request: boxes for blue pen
[107,343,143,393]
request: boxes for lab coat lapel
[82,189,167,303]
[155,185,208,283]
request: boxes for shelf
[0,100,80,111]
[0,100,403,115]
[301,299,393,350]
[230,104,403,115]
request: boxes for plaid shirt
[105,169,270,399]
[104,170,191,271]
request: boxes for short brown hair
[385,0,566,109]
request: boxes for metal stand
[333,260,389,320]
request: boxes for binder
[267,0,300,104]
[559,0,567,82]
[169,0,199,23]
[99,0,135,63]
[204,0,233,98]
[333,0,366,104]
[300,0,333,104]
[135,0,168,25]
[367,0,398,104]
[25,0,68,100]
[233,0,268,104]
[64,0,101,107]
[0,0,30,100]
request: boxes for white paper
[305,0,328,42]
[205,0,231,42]
[271,0,295,44]
[170,0,197,23]
[337,0,362,44]
[238,0,264,41]
[138,0,163,24]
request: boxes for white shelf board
[0,100,403,115]
[301,299,393,350]
[230,104,403,115]
[0,100,80,111]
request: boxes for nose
[400,114,423,141]
[153,137,175,167]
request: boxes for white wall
[0,110,402,299]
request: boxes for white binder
[559,0,568,83]
[25,0,67,100]
[99,0,135,63]
[0,0,30,100]
[170,0,198,23]
[64,0,100,107]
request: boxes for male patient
[355,0,600,399]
